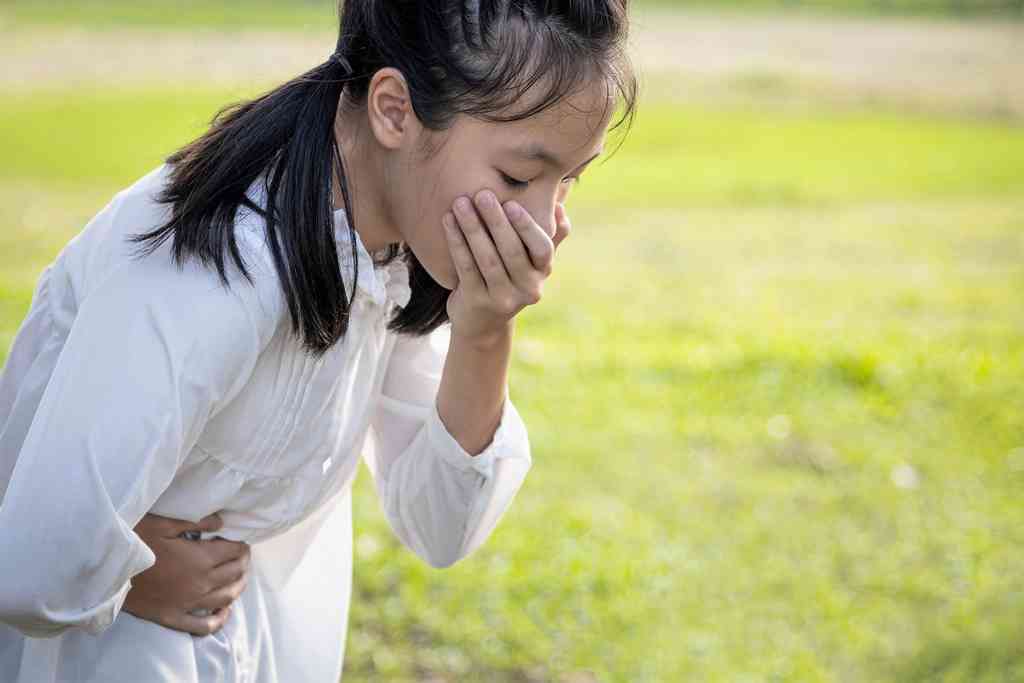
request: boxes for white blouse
[0,164,532,683]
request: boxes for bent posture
[0,1,637,681]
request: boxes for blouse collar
[334,208,412,310]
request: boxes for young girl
[0,0,636,680]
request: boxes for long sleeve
[0,232,282,638]
[362,322,532,569]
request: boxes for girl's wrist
[451,320,514,351]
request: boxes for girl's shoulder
[59,164,288,344]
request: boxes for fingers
[174,606,233,637]
[504,201,554,275]
[443,211,485,291]
[139,512,224,540]
[202,538,251,568]
[195,513,224,534]
[451,195,512,292]
[471,190,534,287]
[136,513,188,539]
[191,573,249,612]
[206,554,250,587]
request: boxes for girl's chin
[417,258,458,291]
[436,272,458,291]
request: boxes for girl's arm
[359,195,570,569]
[0,223,282,637]
[361,322,532,569]
[435,190,571,460]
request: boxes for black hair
[127,0,638,358]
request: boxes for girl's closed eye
[499,171,530,189]
[499,172,583,190]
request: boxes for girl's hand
[125,512,251,636]
[442,190,571,344]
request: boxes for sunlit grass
[3,89,1023,205]
[2,0,1020,30]
[578,104,1024,207]
[0,0,338,31]
[1,82,1022,681]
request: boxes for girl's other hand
[442,191,570,343]
[125,512,251,636]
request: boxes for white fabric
[0,164,532,683]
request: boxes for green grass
[341,197,1024,681]
[1,83,1022,681]
[0,0,338,31]
[3,89,1022,206]
[643,0,1024,17]
[1,0,1021,30]
[582,105,1024,207]
[0,90,249,190]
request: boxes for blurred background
[1,1,1022,681]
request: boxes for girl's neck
[331,111,397,255]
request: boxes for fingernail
[455,196,472,213]
[475,190,495,207]
[504,201,522,220]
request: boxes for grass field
[1,6,1022,683]
[1,0,1021,28]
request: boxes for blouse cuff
[16,540,154,638]
[80,531,156,636]
[427,387,515,481]
[81,577,134,636]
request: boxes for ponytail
[126,0,635,358]
[127,52,424,358]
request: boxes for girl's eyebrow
[512,144,603,172]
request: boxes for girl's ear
[366,67,420,150]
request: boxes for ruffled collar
[334,208,411,310]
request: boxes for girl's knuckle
[480,254,500,272]
[198,551,217,571]
[506,247,524,264]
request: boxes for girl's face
[386,80,613,290]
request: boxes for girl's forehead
[467,87,613,156]
[514,79,615,130]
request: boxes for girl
[0,0,637,681]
